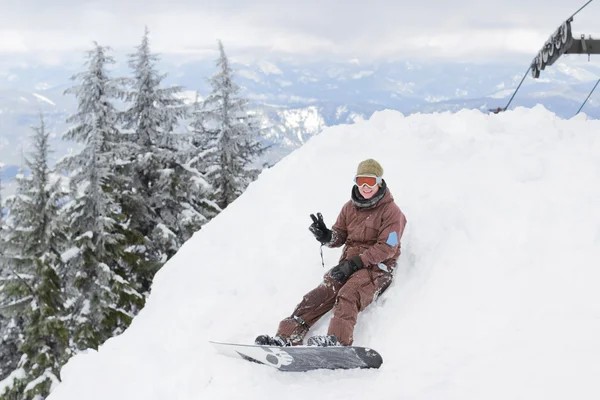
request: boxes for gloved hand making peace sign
[309,212,332,245]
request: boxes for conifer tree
[0,315,21,382]
[61,42,144,351]
[0,165,3,218]
[0,114,69,399]
[196,40,267,209]
[0,165,22,383]
[120,27,212,291]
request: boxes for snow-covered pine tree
[195,40,267,210]
[180,92,221,227]
[0,315,21,382]
[60,42,145,351]
[0,164,3,217]
[120,27,213,291]
[0,114,69,400]
[0,165,22,384]
[0,163,24,385]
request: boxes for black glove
[309,213,332,245]
[329,256,364,283]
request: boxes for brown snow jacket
[327,180,407,273]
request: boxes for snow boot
[254,334,292,347]
[306,334,342,347]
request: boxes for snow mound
[49,105,600,400]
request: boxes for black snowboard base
[210,341,383,372]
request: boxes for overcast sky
[1,0,599,66]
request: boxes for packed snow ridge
[48,105,600,400]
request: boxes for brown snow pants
[276,267,392,346]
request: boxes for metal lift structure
[492,0,599,114]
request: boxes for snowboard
[209,341,383,372]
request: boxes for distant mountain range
[1,56,599,196]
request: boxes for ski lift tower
[530,10,599,78]
[491,1,598,114]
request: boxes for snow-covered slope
[49,106,600,400]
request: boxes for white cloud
[489,89,515,99]
[237,69,262,83]
[0,30,29,53]
[1,0,599,66]
[351,71,374,79]
[257,61,283,75]
[554,62,600,82]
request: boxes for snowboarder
[256,159,407,347]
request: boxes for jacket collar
[351,179,389,209]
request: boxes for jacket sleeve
[359,206,407,266]
[326,202,349,248]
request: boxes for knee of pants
[337,283,360,300]
[334,287,360,314]
[335,275,376,313]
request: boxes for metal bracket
[565,35,599,56]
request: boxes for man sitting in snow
[256,159,407,347]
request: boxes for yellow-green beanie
[356,159,383,177]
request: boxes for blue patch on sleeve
[386,231,399,247]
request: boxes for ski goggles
[354,175,382,188]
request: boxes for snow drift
[48,105,600,400]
